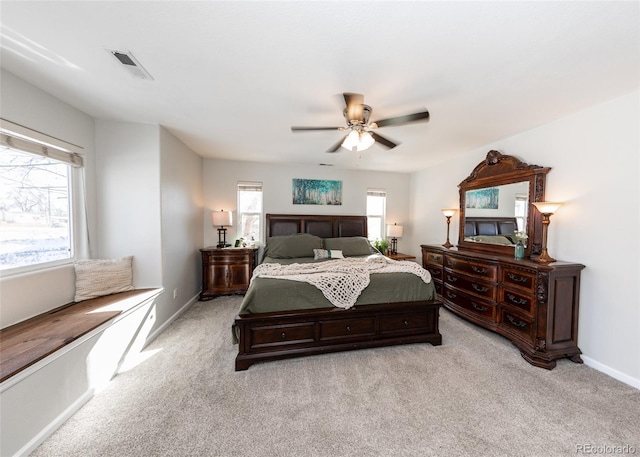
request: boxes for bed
[233,214,442,371]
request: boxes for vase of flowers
[514,231,527,260]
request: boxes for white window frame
[366,188,387,242]
[236,181,263,243]
[0,119,85,277]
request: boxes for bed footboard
[234,300,442,371]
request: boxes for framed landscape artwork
[466,187,499,209]
[292,179,342,205]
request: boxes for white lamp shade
[441,208,457,217]
[387,224,403,238]
[212,210,232,227]
[532,202,562,214]
[341,131,360,150]
[357,132,375,151]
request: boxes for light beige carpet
[31,296,639,457]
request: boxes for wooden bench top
[0,288,162,383]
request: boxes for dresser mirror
[457,150,550,258]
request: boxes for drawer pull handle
[448,259,458,266]
[471,266,488,274]
[446,275,457,282]
[346,325,351,332]
[507,273,527,283]
[472,284,488,293]
[403,320,409,326]
[281,332,286,339]
[472,302,488,312]
[446,291,457,299]
[507,315,527,328]
[507,293,528,306]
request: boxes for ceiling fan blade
[291,126,342,132]
[327,134,348,153]
[372,110,430,128]
[370,132,398,149]
[343,92,364,121]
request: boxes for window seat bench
[0,288,162,383]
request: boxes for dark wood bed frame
[234,214,442,371]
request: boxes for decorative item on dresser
[441,208,457,248]
[200,247,259,300]
[422,150,585,369]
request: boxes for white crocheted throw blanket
[252,255,432,309]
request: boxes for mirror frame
[457,150,550,258]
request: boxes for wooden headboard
[266,214,368,239]
[464,217,518,237]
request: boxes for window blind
[0,119,84,167]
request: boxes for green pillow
[323,237,375,256]
[263,233,323,259]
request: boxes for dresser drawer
[501,267,536,293]
[498,307,534,342]
[444,256,498,281]
[500,288,534,315]
[319,317,376,341]
[250,322,315,349]
[424,251,443,266]
[424,265,443,281]
[444,270,496,300]
[443,285,496,321]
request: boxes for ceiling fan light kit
[291,92,430,154]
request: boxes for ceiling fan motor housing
[344,104,372,126]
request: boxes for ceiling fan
[291,92,430,153]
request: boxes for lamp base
[442,241,453,249]
[534,250,556,264]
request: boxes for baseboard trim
[142,293,199,349]
[583,356,640,390]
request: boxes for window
[514,193,528,232]
[0,120,84,273]
[366,189,386,241]
[237,182,263,242]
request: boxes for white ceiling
[1,1,638,172]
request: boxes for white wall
[94,120,163,288]
[0,70,96,327]
[410,91,640,387]
[159,127,204,321]
[202,160,413,251]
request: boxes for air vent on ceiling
[107,49,154,80]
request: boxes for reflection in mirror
[464,181,529,246]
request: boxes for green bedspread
[237,255,436,315]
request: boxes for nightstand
[386,252,416,261]
[200,247,259,300]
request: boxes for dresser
[422,244,584,369]
[200,247,259,300]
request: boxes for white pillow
[313,249,344,260]
[74,256,134,302]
